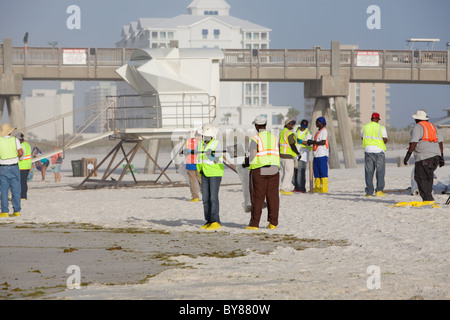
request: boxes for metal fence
[2,47,447,69]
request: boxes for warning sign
[63,49,87,65]
[356,51,380,67]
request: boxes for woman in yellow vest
[196,124,223,231]
[16,133,32,200]
[361,113,388,197]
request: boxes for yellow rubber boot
[313,178,321,193]
[320,178,328,193]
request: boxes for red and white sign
[356,51,380,67]
[63,48,87,65]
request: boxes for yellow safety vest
[279,128,297,157]
[19,141,32,170]
[196,139,224,177]
[249,131,280,170]
[362,122,386,151]
[296,128,312,152]
[0,137,19,160]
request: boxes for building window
[245,97,251,105]
[202,29,208,39]
[160,32,166,39]
[204,10,218,15]
[214,29,220,39]
[246,32,252,40]
[261,83,267,95]
[168,32,174,39]
[152,32,158,39]
[261,33,268,40]
[253,33,259,40]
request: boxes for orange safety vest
[313,127,329,152]
[185,138,199,164]
[418,121,438,142]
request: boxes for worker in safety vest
[183,130,202,202]
[307,117,329,193]
[197,124,224,231]
[246,115,280,230]
[293,119,313,193]
[361,113,388,197]
[16,133,32,200]
[402,109,444,207]
[0,123,23,217]
[279,118,300,195]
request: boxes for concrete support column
[0,97,5,121]
[6,96,25,129]
[1,38,25,129]
[334,96,357,168]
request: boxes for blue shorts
[53,164,62,173]
[313,156,328,178]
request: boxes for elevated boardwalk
[1,46,449,84]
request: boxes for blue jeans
[292,160,307,192]
[364,152,385,195]
[201,175,222,224]
[0,164,21,213]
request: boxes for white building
[116,0,290,128]
[23,81,74,143]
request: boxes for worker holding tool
[197,124,224,231]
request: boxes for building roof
[131,14,269,31]
[187,0,231,10]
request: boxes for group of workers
[0,108,444,220]
[0,123,63,218]
[181,108,445,231]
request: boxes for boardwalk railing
[1,47,448,83]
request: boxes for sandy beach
[0,146,449,300]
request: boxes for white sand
[1,147,449,300]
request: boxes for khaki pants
[280,158,295,192]
[187,169,201,199]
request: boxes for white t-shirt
[0,136,21,165]
[313,128,329,158]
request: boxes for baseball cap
[316,117,326,125]
[371,112,380,119]
[15,132,25,140]
[300,119,308,128]
[252,115,267,125]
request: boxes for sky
[0,0,449,128]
